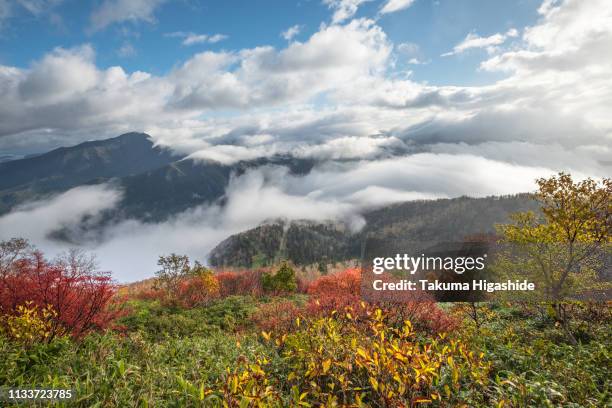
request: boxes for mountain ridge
[0,132,181,215]
[208,194,541,268]
[0,132,319,229]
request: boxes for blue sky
[1,0,540,85]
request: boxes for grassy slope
[1,295,609,407]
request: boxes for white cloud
[168,19,391,110]
[89,0,167,32]
[0,184,121,245]
[0,44,176,148]
[207,33,228,43]
[182,33,208,45]
[442,28,518,56]
[380,0,415,15]
[397,42,419,55]
[323,0,371,24]
[166,31,228,46]
[281,24,302,41]
[397,42,428,64]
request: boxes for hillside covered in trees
[209,194,540,268]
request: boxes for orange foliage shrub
[306,268,458,334]
[306,268,363,317]
[176,272,220,308]
[216,269,264,297]
[251,300,302,333]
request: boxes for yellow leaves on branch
[205,306,490,407]
[0,301,60,345]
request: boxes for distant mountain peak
[0,132,182,214]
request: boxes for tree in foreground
[496,173,611,344]
[155,254,219,307]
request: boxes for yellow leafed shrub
[0,301,60,346]
[204,305,491,407]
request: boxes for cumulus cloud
[168,18,390,110]
[0,44,175,151]
[380,0,415,15]
[89,0,167,32]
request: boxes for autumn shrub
[306,267,362,316]
[203,357,283,407]
[295,276,309,293]
[120,278,165,302]
[0,301,59,346]
[306,268,458,335]
[307,267,361,298]
[176,269,220,308]
[133,286,166,302]
[0,240,119,339]
[251,300,302,333]
[205,306,491,407]
[217,269,264,297]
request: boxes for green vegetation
[1,298,609,407]
[261,262,298,293]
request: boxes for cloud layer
[0,155,555,281]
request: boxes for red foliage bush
[306,267,458,334]
[306,268,362,316]
[217,269,264,297]
[307,267,361,296]
[133,287,166,302]
[175,273,220,308]
[296,276,309,294]
[386,299,458,334]
[252,300,302,333]
[0,241,120,339]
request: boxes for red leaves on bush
[307,268,362,297]
[217,269,264,297]
[0,242,119,339]
[175,273,220,308]
[252,300,302,333]
[306,268,362,316]
[305,267,458,334]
